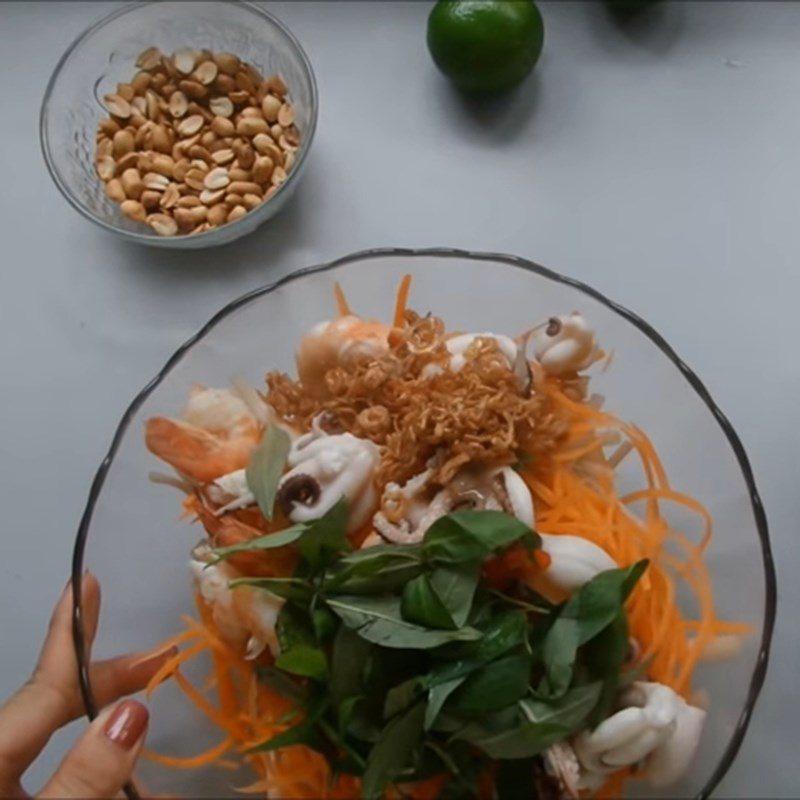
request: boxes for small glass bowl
[40,0,318,249]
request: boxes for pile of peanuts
[95,47,301,237]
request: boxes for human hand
[0,574,176,798]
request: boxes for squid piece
[532,312,600,376]
[573,681,706,787]
[276,423,380,531]
[445,332,518,371]
[538,533,617,594]
[368,465,532,547]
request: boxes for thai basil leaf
[542,560,648,696]
[326,595,482,650]
[384,678,422,719]
[228,575,314,603]
[323,545,424,595]
[424,677,465,730]
[276,601,315,653]
[401,574,459,630]
[361,703,426,800]
[435,742,484,800]
[254,664,307,704]
[463,609,529,662]
[422,510,539,565]
[517,682,603,744]
[330,625,372,706]
[449,652,532,712]
[297,497,350,570]
[488,587,552,615]
[312,605,339,643]
[430,564,480,628]
[245,424,291,521]
[248,696,328,754]
[212,522,308,562]
[337,695,364,736]
[317,716,367,773]
[460,682,602,759]
[275,644,328,681]
[427,610,528,686]
[583,610,629,726]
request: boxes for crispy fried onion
[266,311,567,488]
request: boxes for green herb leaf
[430,564,480,628]
[327,595,482,650]
[337,695,364,736]
[583,610,629,726]
[212,522,308,563]
[312,606,339,643]
[297,498,351,570]
[362,703,426,799]
[449,652,532,712]
[435,742,484,799]
[254,664,307,705]
[424,677,465,730]
[229,575,314,602]
[488,587,552,615]
[542,560,648,696]
[220,502,350,574]
[323,545,425,595]
[245,424,291,521]
[384,678,421,719]
[276,601,316,653]
[427,610,528,687]
[401,574,459,630]
[460,682,602,759]
[330,625,372,706]
[248,696,328,754]
[422,510,539,565]
[518,682,603,745]
[275,644,328,681]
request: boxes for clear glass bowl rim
[70,247,777,799]
[39,0,319,245]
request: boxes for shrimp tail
[145,417,254,483]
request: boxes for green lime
[427,0,544,94]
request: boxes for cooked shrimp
[145,386,261,482]
[296,316,391,398]
[194,502,298,578]
[191,543,283,659]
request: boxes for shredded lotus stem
[266,311,568,489]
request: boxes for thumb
[38,700,149,799]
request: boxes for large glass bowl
[72,249,775,798]
[41,0,317,249]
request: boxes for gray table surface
[1,1,797,795]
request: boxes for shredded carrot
[524,382,746,700]
[392,273,412,328]
[333,282,351,317]
[145,639,208,697]
[144,736,233,770]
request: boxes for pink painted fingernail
[104,700,149,750]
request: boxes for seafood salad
[144,277,744,799]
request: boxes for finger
[38,699,149,799]
[37,572,101,682]
[0,575,170,788]
[0,576,97,784]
